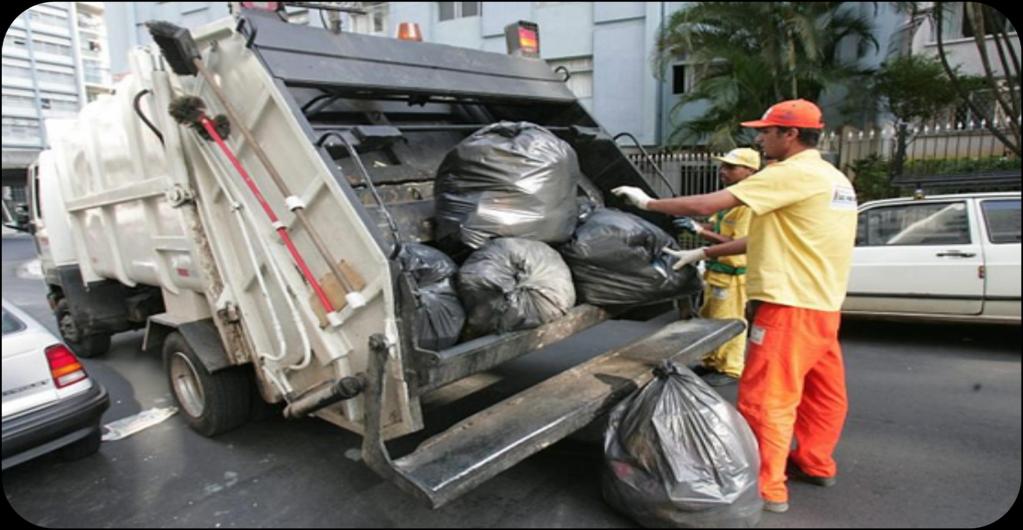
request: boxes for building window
[2,94,36,110]
[35,68,76,86]
[31,38,72,56]
[962,5,1012,38]
[3,34,28,50]
[672,61,729,95]
[29,10,68,29]
[2,116,42,142]
[547,56,594,100]
[438,2,481,21]
[350,2,388,35]
[935,3,1017,42]
[672,64,686,95]
[1,62,33,81]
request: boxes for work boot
[701,372,738,387]
[763,500,789,513]
[787,461,837,488]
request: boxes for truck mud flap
[361,317,745,509]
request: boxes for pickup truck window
[980,199,1022,244]
[857,201,970,247]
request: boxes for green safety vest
[707,210,746,276]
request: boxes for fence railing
[627,117,1020,197]
[818,118,1020,181]
[626,151,727,199]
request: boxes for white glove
[611,186,653,210]
[662,246,707,271]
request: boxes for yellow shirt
[726,149,857,312]
[705,205,752,286]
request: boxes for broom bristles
[168,96,206,125]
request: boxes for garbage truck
[15,8,743,508]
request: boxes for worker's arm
[699,230,733,245]
[673,217,732,244]
[612,187,742,217]
[662,237,747,270]
[705,237,747,258]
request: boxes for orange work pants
[736,302,847,503]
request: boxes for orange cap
[741,99,824,129]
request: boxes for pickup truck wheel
[56,299,111,358]
[162,332,250,437]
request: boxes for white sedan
[2,299,109,469]
[843,192,1021,324]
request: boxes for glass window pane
[2,308,26,336]
[981,199,1021,244]
[672,64,686,95]
[461,2,479,17]
[865,202,971,246]
[438,2,455,21]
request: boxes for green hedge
[849,155,1021,202]
[901,156,1020,176]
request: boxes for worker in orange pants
[613,99,857,513]
[736,302,847,505]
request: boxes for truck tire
[56,299,111,358]
[162,332,250,437]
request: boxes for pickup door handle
[936,250,976,257]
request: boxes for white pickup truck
[843,191,1021,324]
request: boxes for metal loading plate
[362,317,745,508]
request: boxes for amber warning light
[397,22,422,42]
[505,21,540,58]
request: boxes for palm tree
[656,2,879,150]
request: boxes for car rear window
[980,199,1021,244]
[2,308,26,335]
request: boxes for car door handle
[936,250,976,257]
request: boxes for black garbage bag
[603,361,763,528]
[457,238,575,336]
[576,173,605,223]
[434,122,581,249]
[559,208,702,306]
[397,243,465,351]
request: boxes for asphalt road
[3,234,1020,527]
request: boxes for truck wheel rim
[59,313,81,343]
[169,352,205,418]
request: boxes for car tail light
[45,344,88,388]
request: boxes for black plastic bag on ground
[559,208,702,306]
[397,243,465,351]
[602,361,763,528]
[434,122,580,249]
[457,238,575,336]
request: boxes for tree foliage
[872,55,961,124]
[931,1,1021,156]
[656,2,879,150]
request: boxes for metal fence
[626,151,727,199]
[818,118,1020,182]
[628,117,1020,196]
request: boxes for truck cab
[843,191,1021,324]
